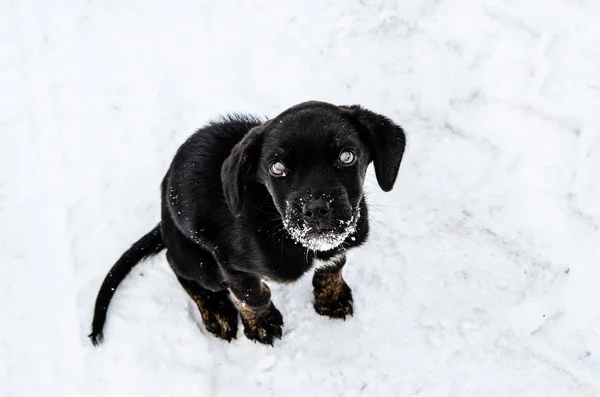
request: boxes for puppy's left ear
[221,126,264,216]
[340,105,406,192]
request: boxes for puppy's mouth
[282,209,360,252]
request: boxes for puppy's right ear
[221,126,264,216]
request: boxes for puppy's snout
[302,199,330,225]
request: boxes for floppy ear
[340,105,406,192]
[221,126,264,216]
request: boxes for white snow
[1,0,599,396]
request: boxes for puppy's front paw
[313,271,353,319]
[239,302,284,346]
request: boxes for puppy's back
[160,115,264,242]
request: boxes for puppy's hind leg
[176,276,239,342]
[165,245,239,341]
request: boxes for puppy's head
[222,101,406,251]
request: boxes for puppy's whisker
[259,215,281,225]
[368,206,394,223]
[257,217,282,233]
[363,190,376,199]
[266,225,286,238]
[368,203,405,209]
[364,176,379,186]
[254,207,281,217]
[367,215,393,245]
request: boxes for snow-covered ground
[1,0,599,395]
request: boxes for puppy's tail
[88,223,165,346]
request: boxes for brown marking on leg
[178,277,239,342]
[313,267,353,319]
[231,282,283,345]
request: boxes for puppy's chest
[311,253,345,271]
[260,242,341,282]
[261,246,312,281]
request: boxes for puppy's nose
[303,199,330,224]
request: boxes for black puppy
[89,101,406,346]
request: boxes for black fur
[89,101,406,345]
[88,224,164,345]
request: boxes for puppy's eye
[338,150,356,166]
[269,161,287,177]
